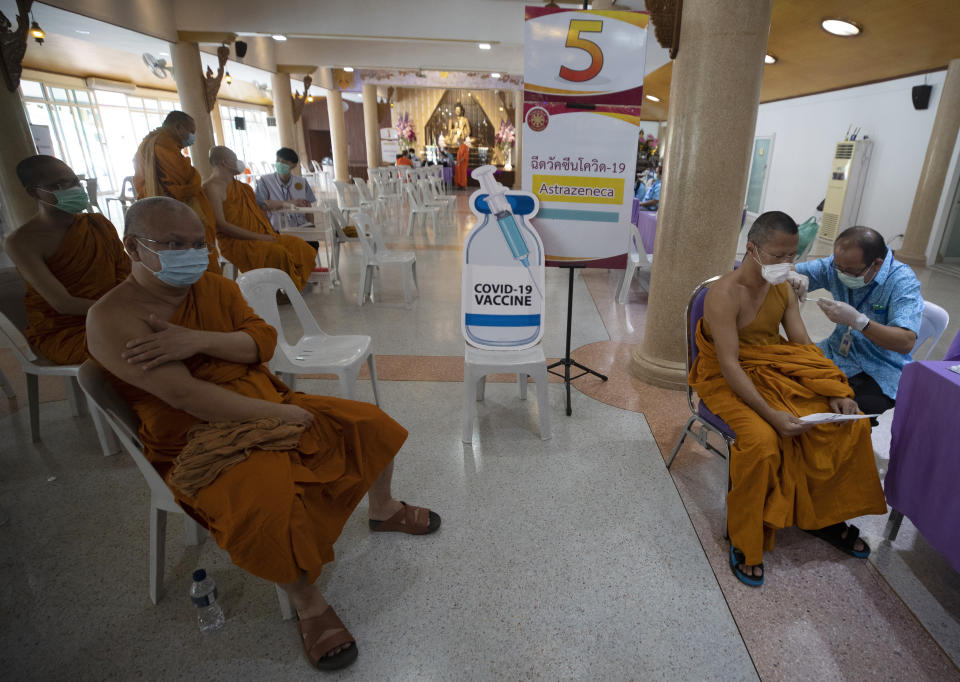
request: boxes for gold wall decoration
[0,0,34,92]
[202,44,230,112]
[291,74,313,123]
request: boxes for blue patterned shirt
[796,251,923,399]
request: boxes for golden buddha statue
[446,102,471,148]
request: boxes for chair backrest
[237,268,324,351]
[334,180,359,210]
[912,300,949,361]
[405,183,424,210]
[944,327,960,362]
[354,177,373,202]
[76,360,178,506]
[0,310,37,365]
[352,211,381,259]
[684,276,722,410]
[0,272,36,365]
[120,176,137,201]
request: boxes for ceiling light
[645,94,660,102]
[224,72,232,84]
[75,29,90,35]
[272,34,287,41]
[306,95,314,103]
[343,66,354,72]
[478,43,491,50]
[821,19,862,36]
[29,21,45,44]
[490,72,501,79]
[764,54,777,64]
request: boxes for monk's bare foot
[736,562,764,580]
[282,583,353,660]
[367,497,405,522]
[841,526,868,554]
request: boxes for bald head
[16,155,76,190]
[124,197,203,240]
[163,111,196,148]
[163,111,194,128]
[209,145,238,168]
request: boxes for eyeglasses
[831,261,872,277]
[756,245,796,263]
[135,235,208,251]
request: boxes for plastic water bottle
[189,569,225,633]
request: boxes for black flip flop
[805,522,871,558]
[729,543,764,587]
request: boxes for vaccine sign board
[462,191,546,350]
[523,6,647,268]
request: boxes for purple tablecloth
[631,197,640,226]
[443,167,453,185]
[885,361,960,572]
[634,210,657,255]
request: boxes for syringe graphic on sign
[461,167,546,350]
[473,166,544,301]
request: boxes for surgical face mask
[136,239,209,287]
[40,185,89,214]
[235,158,246,174]
[752,251,792,285]
[275,161,292,176]
[836,269,870,289]
[184,132,196,147]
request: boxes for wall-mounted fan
[142,53,172,79]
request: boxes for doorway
[307,130,332,164]
[745,135,774,218]
[936,169,960,265]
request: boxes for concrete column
[897,59,960,266]
[0,85,38,233]
[630,0,772,389]
[211,101,225,146]
[319,68,349,182]
[513,89,523,189]
[362,83,381,170]
[171,41,216,178]
[271,73,296,150]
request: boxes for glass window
[49,87,69,102]
[19,80,43,98]
[127,97,142,108]
[74,91,90,104]
[94,90,126,106]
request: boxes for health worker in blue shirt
[635,163,661,211]
[791,226,923,423]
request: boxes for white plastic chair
[419,179,456,224]
[462,343,552,442]
[354,211,418,307]
[0,308,116,455]
[912,300,949,360]
[334,180,362,222]
[76,361,294,618]
[405,184,439,236]
[105,176,137,221]
[617,223,653,304]
[237,268,381,404]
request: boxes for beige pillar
[211,101,225,146]
[513,89,523,189]
[0,85,38,233]
[271,73,296,150]
[319,68,349,182]
[362,83,381,170]
[630,0,772,390]
[898,59,960,266]
[171,41,216,178]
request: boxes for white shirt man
[254,147,316,229]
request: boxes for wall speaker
[234,116,246,130]
[912,84,932,110]
[235,40,248,59]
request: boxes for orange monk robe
[219,180,317,290]
[689,283,886,566]
[23,213,130,365]
[133,127,221,274]
[396,157,413,167]
[102,274,405,584]
[454,143,469,188]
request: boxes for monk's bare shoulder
[5,215,61,261]
[203,177,227,200]
[704,272,741,313]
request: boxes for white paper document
[799,413,880,424]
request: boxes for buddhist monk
[203,146,317,290]
[133,110,221,274]
[86,197,439,670]
[5,155,129,364]
[690,211,886,587]
[454,141,470,188]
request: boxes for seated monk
[5,155,129,364]
[133,110,221,274]
[691,211,886,587]
[87,197,440,670]
[203,146,317,290]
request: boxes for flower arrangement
[494,119,516,154]
[638,133,659,157]
[395,112,416,151]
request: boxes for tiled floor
[0,191,957,679]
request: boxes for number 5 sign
[524,6,649,106]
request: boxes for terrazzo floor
[1,191,958,679]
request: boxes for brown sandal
[368,501,441,535]
[297,606,358,671]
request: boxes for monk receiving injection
[203,146,316,290]
[86,197,439,670]
[690,211,886,587]
[5,155,129,364]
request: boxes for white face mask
[752,251,792,285]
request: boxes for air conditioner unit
[84,77,137,94]
[810,139,873,257]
